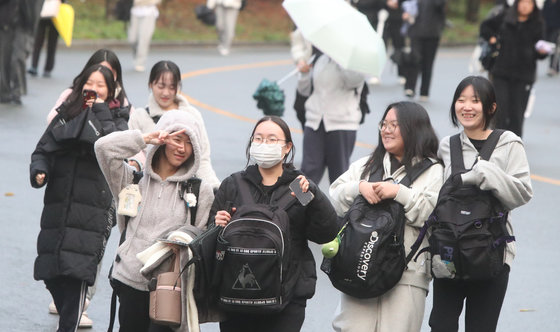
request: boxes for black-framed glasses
[378,121,399,132]
[251,136,286,145]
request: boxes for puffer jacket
[480,9,546,84]
[210,165,339,301]
[30,101,129,286]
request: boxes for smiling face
[455,85,491,134]
[380,108,405,160]
[163,132,193,168]
[83,70,108,101]
[150,72,179,111]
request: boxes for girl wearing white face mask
[211,116,339,332]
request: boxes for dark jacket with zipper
[480,10,546,84]
[209,165,339,301]
[408,0,447,38]
[30,101,129,286]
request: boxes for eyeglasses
[251,136,286,145]
[378,121,399,132]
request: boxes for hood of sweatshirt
[143,109,203,183]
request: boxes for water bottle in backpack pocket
[409,130,515,281]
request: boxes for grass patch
[68,0,497,45]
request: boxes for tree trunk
[466,0,480,23]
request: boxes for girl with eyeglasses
[211,116,339,332]
[329,101,444,332]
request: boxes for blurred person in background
[480,0,548,137]
[1,0,39,105]
[207,0,244,56]
[543,0,560,76]
[28,0,67,78]
[129,0,161,72]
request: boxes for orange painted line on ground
[181,61,558,186]
[530,174,560,186]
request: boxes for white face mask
[249,142,285,169]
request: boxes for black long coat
[30,102,129,286]
[480,9,546,84]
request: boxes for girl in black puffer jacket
[480,0,548,137]
[30,65,129,332]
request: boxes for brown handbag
[149,251,182,326]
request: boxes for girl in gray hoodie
[429,76,533,332]
[95,110,215,331]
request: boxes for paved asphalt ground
[1,44,559,331]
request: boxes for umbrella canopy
[283,0,386,76]
[52,3,74,47]
[253,79,285,116]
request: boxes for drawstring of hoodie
[172,182,179,210]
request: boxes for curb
[65,39,292,50]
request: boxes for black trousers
[44,276,88,332]
[219,300,306,332]
[492,76,532,138]
[429,264,510,332]
[0,28,15,101]
[301,121,357,184]
[546,27,560,71]
[113,280,173,332]
[405,36,440,97]
[31,19,59,72]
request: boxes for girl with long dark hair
[329,101,443,332]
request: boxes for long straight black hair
[361,101,439,179]
[62,65,116,119]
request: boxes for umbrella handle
[276,68,300,86]
[276,54,317,86]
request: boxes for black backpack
[114,0,133,22]
[409,130,514,280]
[215,173,296,314]
[321,159,435,299]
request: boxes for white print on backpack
[460,210,472,215]
[356,231,379,281]
[220,297,278,305]
[88,120,100,136]
[232,263,261,290]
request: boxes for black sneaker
[27,67,38,77]
[43,71,52,78]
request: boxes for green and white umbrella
[283,0,386,76]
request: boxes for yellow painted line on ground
[181,60,558,186]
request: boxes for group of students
[29,46,532,332]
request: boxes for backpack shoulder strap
[367,166,384,182]
[478,129,505,161]
[400,158,435,187]
[450,133,466,174]
[233,172,255,205]
[272,184,296,211]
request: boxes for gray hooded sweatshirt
[95,110,214,291]
[438,130,533,267]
